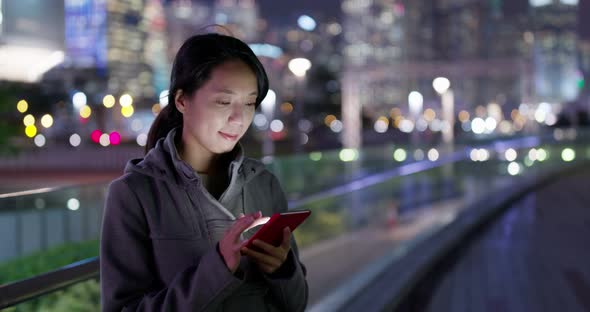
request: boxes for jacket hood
[124,128,266,188]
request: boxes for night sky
[198,0,589,38]
[256,0,342,23]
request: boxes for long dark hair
[145,33,269,153]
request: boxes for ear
[174,90,187,114]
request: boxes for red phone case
[245,210,311,249]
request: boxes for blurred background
[1,0,590,311]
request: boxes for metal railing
[0,133,583,310]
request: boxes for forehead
[205,60,258,93]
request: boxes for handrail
[321,160,590,312]
[0,257,99,309]
[0,135,553,308]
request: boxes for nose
[228,104,244,126]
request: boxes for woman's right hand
[219,211,262,273]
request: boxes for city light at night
[17,100,29,113]
[40,114,54,128]
[103,95,116,108]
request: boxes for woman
[100,33,308,311]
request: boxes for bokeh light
[72,92,87,110]
[34,134,46,147]
[561,148,575,162]
[99,133,110,147]
[103,95,116,108]
[413,149,425,161]
[69,133,81,147]
[25,125,37,138]
[136,133,148,147]
[339,148,358,162]
[152,104,162,115]
[23,114,35,126]
[471,118,486,134]
[309,152,322,161]
[159,90,169,107]
[270,120,284,132]
[537,148,548,161]
[505,148,517,161]
[508,162,521,176]
[374,117,389,133]
[297,15,317,31]
[121,105,134,118]
[109,132,121,145]
[91,130,102,143]
[330,120,343,133]
[427,148,439,161]
[41,114,54,128]
[17,100,28,113]
[67,198,80,211]
[393,148,407,162]
[120,94,133,107]
[324,115,337,127]
[79,105,92,118]
[280,102,293,114]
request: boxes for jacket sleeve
[260,174,309,312]
[100,177,243,312]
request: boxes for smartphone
[244,210,311,249]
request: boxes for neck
[178,135,219,174]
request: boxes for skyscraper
[530,0,581,103]
[340,0,546,147]
[213,0,260,42]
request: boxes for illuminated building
[0,0,65,82]
[213,0,260,42]
[529,0,580,103]
[164,0,210,56]
[340,0,539,147]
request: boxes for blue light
[297,15,316,32]
[249,43,283,59]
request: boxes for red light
[109,132,121,145]
[91,130,102,143]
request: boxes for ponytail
[145,98,182,154]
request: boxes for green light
[309,152,322,161]
[578,79,585,90]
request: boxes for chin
[213,143,237,154]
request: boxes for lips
[219,132,239,141]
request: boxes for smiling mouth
[219,132,239,141]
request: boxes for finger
[281,227,292,249]
[257,263,276,274]
[227,214,257,240]
[252,240,284,259]
[241,247,282,267]
[237,213,245,219]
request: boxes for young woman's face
[177,59,258,156]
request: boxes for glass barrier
[1,132,588,311]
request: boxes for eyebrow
[215,89,258,96]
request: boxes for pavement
[300,198,467,307]
[406,167,590,312]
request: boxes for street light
[288,58,312,78]
[432,77,450,95]
[408,91,423,145]
[288,57,312,153]
[432,77,454,145]
[260,89,277,157]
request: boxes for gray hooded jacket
[100,129,308,311]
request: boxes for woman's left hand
[241,227,291,274]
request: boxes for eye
[246,102,256,107]
[216,101,231,105]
